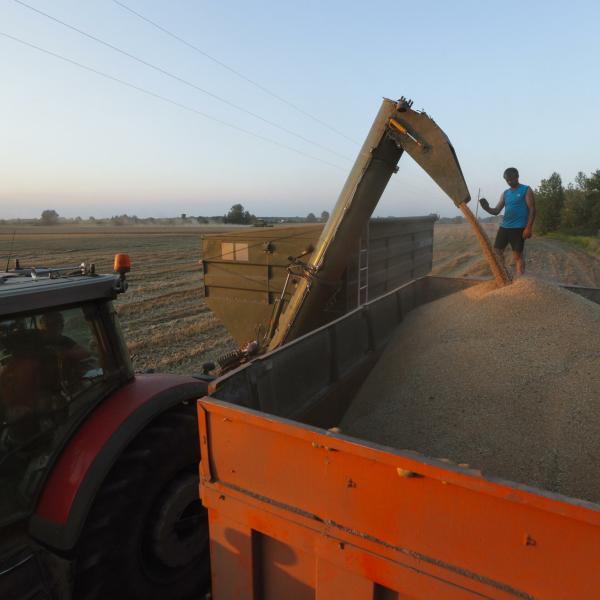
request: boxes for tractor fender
[29,374,208,552]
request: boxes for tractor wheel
[74,404,210,600]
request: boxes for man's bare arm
[523,187,536,238]
[480,193,505,216]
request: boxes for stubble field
[2,223,600,374]
[0,225,237,374]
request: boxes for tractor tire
[73,404,210,600]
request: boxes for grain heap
[341,277,600,504]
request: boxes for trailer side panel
[198,400,600,600]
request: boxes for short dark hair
[504,167,519,178]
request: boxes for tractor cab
[1,256,211,599]
[0,263,133,528]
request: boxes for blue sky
[1,0,599,218]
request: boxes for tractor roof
[0,271,122,317]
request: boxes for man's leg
[511,229,526,276]
[494,228,508,270]
[495,247,506,269]
[513,251,524,275]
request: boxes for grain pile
[341,277,600,504]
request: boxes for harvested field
[2,222,599,377]
[341,277,600,504]
[0,225,238,374]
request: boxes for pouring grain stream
[459,201,511,286]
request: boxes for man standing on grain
[479,167,536,276]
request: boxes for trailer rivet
[524,535,537,547]
[397,468,421,478]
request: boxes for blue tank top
[502,184,529,228]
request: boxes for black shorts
[494,227,525,253]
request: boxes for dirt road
[432,224,600,287]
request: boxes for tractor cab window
[0,304,120,522]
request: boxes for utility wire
[12,2,439,200]
[12,0,350,161]
[111,0,359,146]
[0,33,433,215]
[0,30,346,171]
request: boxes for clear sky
[1,0,599,219]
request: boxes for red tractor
[0,258,211,599]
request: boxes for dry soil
[433,223,600,286]
[0,225,237,373]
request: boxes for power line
[0,31,435,205]
[12,0,350,162]
[0,30,346,171]
[11,2,438,201]
[111,0,360,146]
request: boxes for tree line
[223,203,329,224]
[1,206,332,226]
[535,170,600,236]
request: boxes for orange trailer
[198,275,600,599]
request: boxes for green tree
[306,212,317,223]
[560,186,584,232]
[560,170,600,234]
[224,204,252,224]
[320,210,330,222]
[574,171,588,191]
[585,169,600,193]
[583,170,600,234]
[40,209,59,225]
[535,172,564,234]
[111,215,126,226]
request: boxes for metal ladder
[358,223,369,306]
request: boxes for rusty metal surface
[387,109,470,207]
[202,225,321,344]
[202,488,489,599]
[208,277,428,423]
[197,400,600,600]
[267,98,470,351]
[202,217,436,344]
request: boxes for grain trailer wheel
[74,404,209,600]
